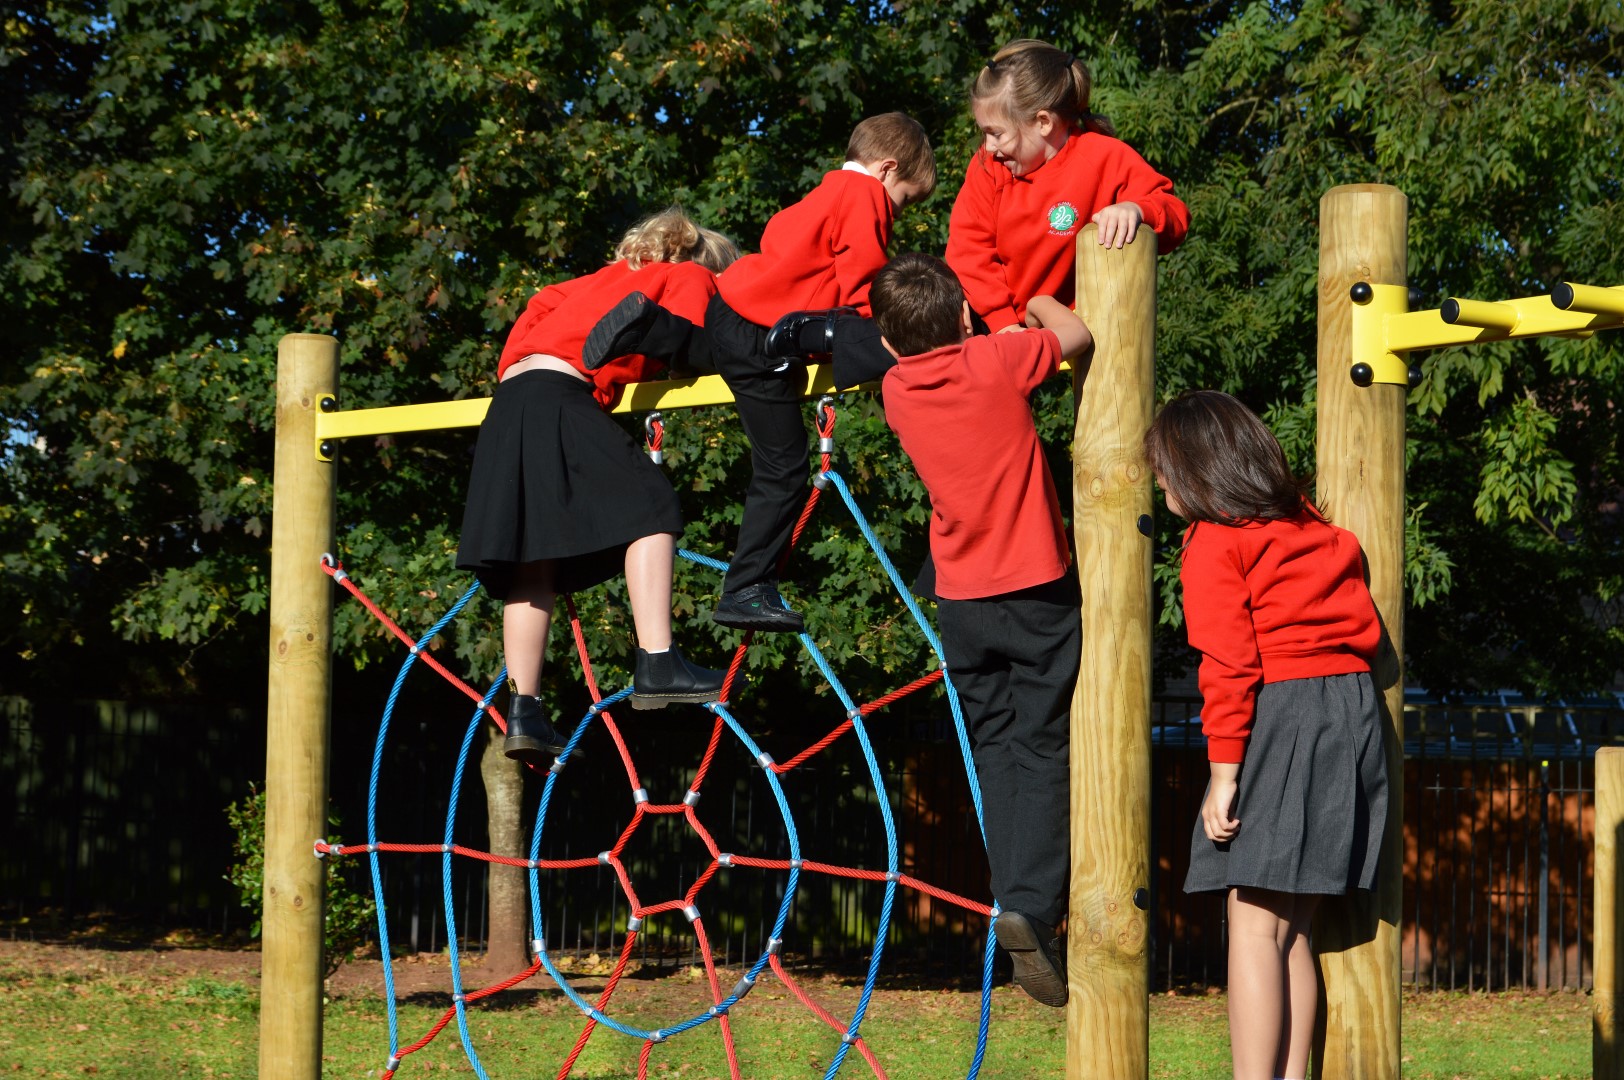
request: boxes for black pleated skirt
[1184,671,1389,896]
[455,370,683,599]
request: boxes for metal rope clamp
[644,411,664,465]
[813,395,836,489]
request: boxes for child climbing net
[314,398,1008,1080]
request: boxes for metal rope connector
[313,838,329,859]
[644,411,665,465]
[683,789,701,807]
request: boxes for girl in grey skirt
[1144,391,1388,1080]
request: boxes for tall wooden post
[261,333,339,1080]
[1069,223,1157,1079]
[1597,747,1624,1078]
[1314,185,1407,1079]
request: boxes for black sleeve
[830,315,897,388]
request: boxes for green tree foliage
[224,784,375,975]
[3,0,1620,703]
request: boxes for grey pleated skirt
[456,370,683,600]
[1185,671,1388,896]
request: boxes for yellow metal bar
[1352,281,1622,389]
[1388,293,1620,353]
[313,355,1074,460]
[1441,297,1519,331]
[1554,282,1624,318]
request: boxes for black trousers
[704,294,812,593]
[937,573,1081,928]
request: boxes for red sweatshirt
[882,328,1069,599]
[1179,514,1382,764]
[945,131,1189,331]
[718,168,896,325]
[496,260,719,410]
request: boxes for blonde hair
[970,39,1116,138]
[615,207,740,273]
[845,112,937,195]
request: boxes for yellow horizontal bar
[314,355,1078,460]
[1553,282,1624,319]
[1387,294,1622,353]
[1442,297,1519,331]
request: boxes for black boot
[764,307,858,360]
[630,645,728,710]
[712,581,805,634]
[583,291,700,371]
[503,694,567,764]
[993,910,1068,1008]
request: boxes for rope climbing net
[315,398,1005,1080]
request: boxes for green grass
[0,953,1593,1078]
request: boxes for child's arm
[1092,140,1190,254]
[831,183,896,315]
[1023,295,1094,361]
[945,160,1021,331]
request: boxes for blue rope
[514,694,803,1041]
[365,578,485,1062]
[355,458,1007,1077]
[439,681,504,1080]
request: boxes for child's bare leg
[502,560,556,694]
[623,532,727,708]
[1226,886,1294,1080]
[1277,894,1321,1079]
[624,532,676,651]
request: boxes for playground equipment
[261,224,1159,1080]
[262,189,1620,1080]
[1317,183,1622,1080]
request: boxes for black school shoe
[764,307,857,360]
[503,694,568,764]
[630,646,728,710]
[712,582,805,633]
[993,910,1068,1008]
[583,291,697,371]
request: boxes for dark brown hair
[846,112,938,193]
[970,39,1116,138]
[1142,390,1312,524]
[870,254,965,359]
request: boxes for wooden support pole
[1314,185,1408,1080]
[1597,747,1624,1078]
[261,333,339,1080]
[1068,223,1157,1080]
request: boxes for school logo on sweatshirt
[1047,201,1080,236]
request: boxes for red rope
[332,395,1003,1077]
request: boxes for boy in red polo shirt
[870,253,1092,1008]
[583,113,936,633]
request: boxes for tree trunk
[480,720,530,973]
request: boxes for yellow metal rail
[313,355,1076,460]
[1349,281,1624,387]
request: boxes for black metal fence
[4,689,1620,991]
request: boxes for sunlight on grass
[0,948,1594,1079]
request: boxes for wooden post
[261,333,339,1080]
[1069,223,1156,1079]
[1597,747,1624,1078]
[1314,185,1408,1079]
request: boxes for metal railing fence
[5,690,1620,990]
